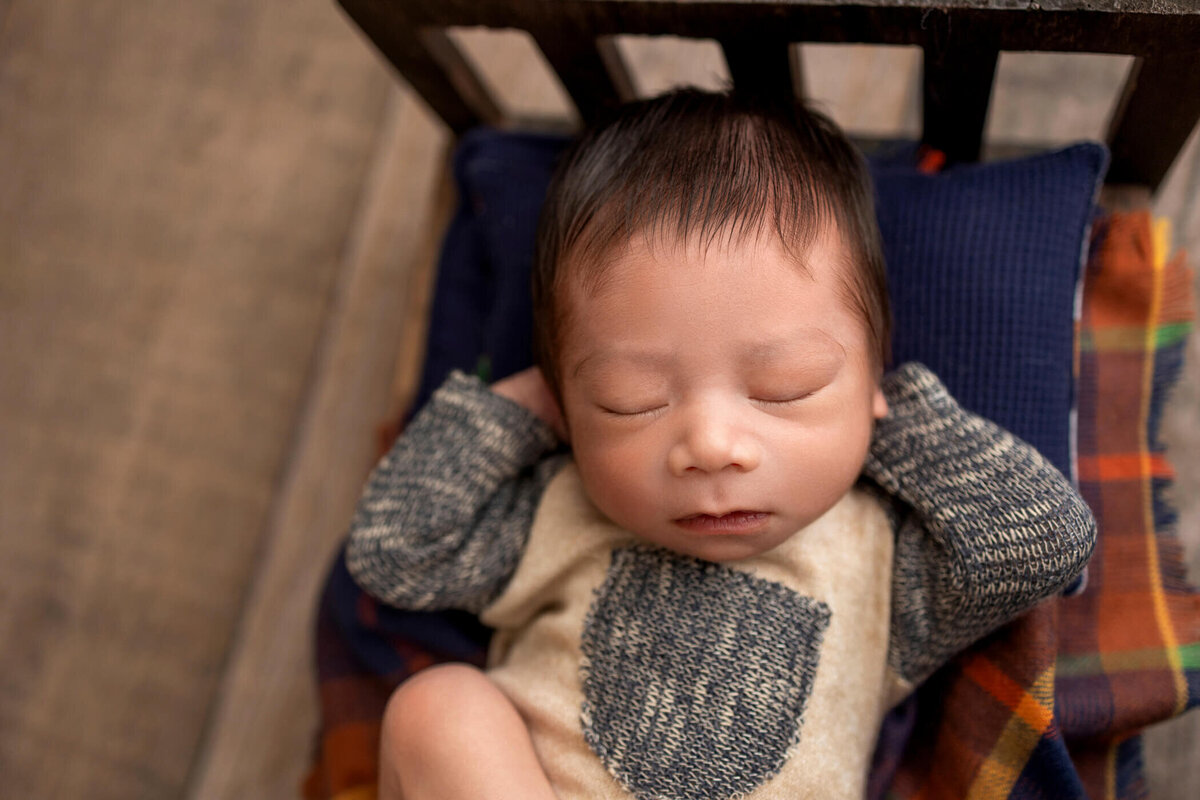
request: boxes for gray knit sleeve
[345,371,566,614]
[863,362,1097,688]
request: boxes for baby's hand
[491,367,567,441]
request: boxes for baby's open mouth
[673,511,770,534]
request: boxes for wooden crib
[303,3,1200,799]
[336,0,1199,191]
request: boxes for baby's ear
[548,401,569,443]
[872,386,889,420]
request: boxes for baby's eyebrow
[741,331,846,365]
[571,349,673,378]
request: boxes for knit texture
[580,545,831,800]
[865,363,1098,687]
[345,371,561,613]
[484,465,895,800]
[875,143,1107,478]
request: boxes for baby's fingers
[491,367,567,441]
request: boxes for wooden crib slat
[338,0,497,134]
[720,39,805,103]
[530,26,635,122]
[596,37,639,105]
[1106,52,1200,190]
[921,38,999,165]
[418,29,505,129]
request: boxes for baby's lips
[673,510,770,534]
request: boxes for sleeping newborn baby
[346,88,1096,800]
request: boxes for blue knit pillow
[872,143,1108,477]
[416,130,1107,478]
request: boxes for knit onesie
[347,363,1096,800]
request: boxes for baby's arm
[863,363,1097,692]
[346,368,565,614]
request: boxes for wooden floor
[1,3,1198,798]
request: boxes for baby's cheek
[824,424,873,488]
[603,443,655,488]
[782,424,869,500]
[577,441,660,517]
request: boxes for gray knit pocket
[580,545,831,800]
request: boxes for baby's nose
[668,408,761,476]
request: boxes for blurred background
[1,1,1198,797]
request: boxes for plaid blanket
[882,210,1199,800]
[303,210,1197,800]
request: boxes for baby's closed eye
[750,389,820,407]
[747,372,833,405]
[745,359,841,408]
[597,401,668,418]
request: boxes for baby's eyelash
[751,391,816,407]
[599,404,667,418]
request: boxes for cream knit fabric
[483,464,902,800]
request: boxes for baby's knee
[381,663,494,755]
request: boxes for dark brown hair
[532,88,891,394]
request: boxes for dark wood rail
[337,0,1200,191]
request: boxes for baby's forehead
[564,228,864,332]
[562,222,854,300]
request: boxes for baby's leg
[378,663,557,800]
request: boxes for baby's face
[557,229,888,562]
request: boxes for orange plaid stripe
[964,660,1056,799]
[1077,453,1174,483]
